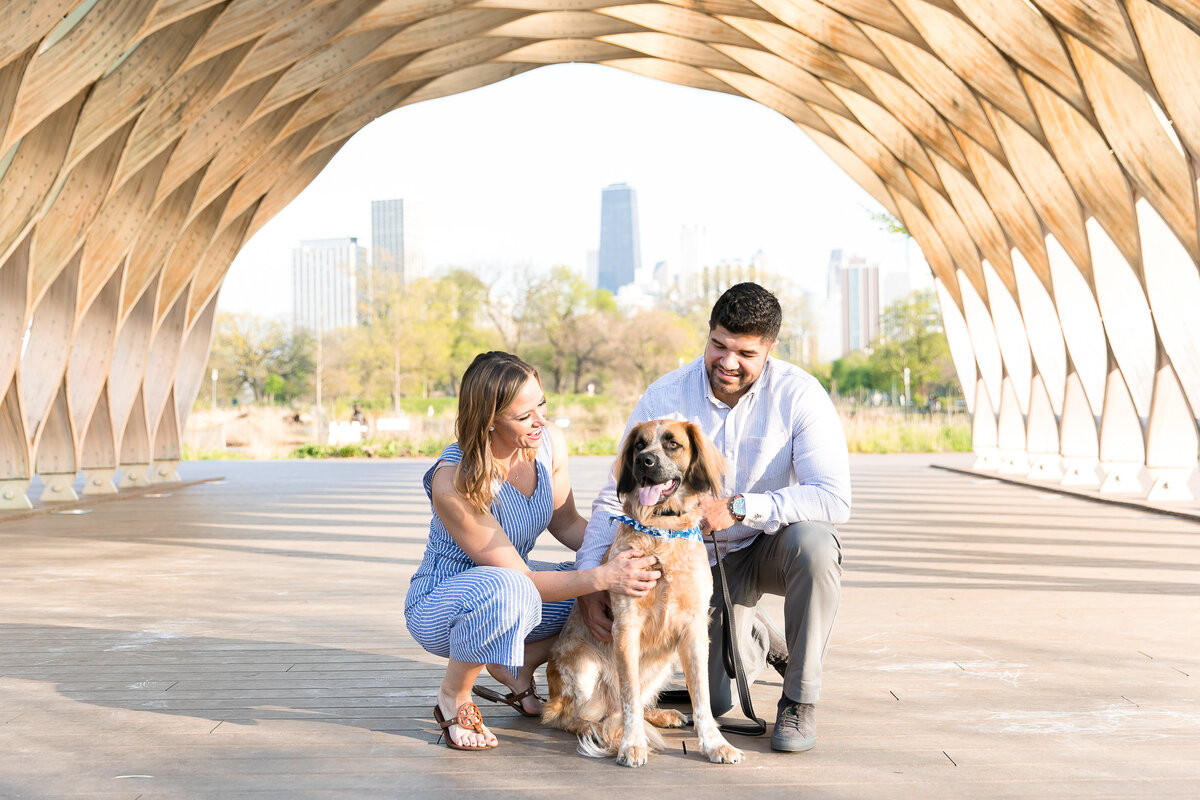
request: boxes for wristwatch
[728,494,746,522]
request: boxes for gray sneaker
[771,697,816,752]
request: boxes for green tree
[351,269,499,405]
[205,313,313,404]
[358,273,455,407]
[443,269,502,394]
[870,290,955,404]
[868,208,911,237]
[830,349,877,397]
[614,310,698,391]
[515,266,615,393]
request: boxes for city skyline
[220,64,929,318]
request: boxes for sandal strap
[474,683,543,707]
[438,701,485,733]
[508,686,541,703]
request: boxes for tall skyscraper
[597,183,641,294]
[679,224,709,285]
[371,199,424,287]
[818,249,846,362]
[292,237,364,331]
[585,248,599,288]
[826,248,844,300]
[841,253,880,354]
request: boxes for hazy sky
[219,63,929,318]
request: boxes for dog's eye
[664,440,681,450]
[634,440,647,451]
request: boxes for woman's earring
[488,426,494,432]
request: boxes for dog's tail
[576,714,666,758]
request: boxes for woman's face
[490,375,548,457]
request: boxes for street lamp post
[315,311,324,444]
[903,366,911,418]
[211,368,218,410]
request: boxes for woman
[404,352,660,750]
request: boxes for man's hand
[578,591,613,642]
[698,495,737,532]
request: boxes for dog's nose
[636,452,658,469]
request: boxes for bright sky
[219,63,930,318]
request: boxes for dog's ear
[615,424,642,497]
[684,422,725,495]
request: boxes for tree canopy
[203,271,956,411]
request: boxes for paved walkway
[1,455,1196,799]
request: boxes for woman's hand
[600,548,661,597]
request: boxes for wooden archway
[2,0,1198,506]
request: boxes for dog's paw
[702,741,744,764]
[643,707,689,728]
[617,742,650,768]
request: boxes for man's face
[704,325,776,404]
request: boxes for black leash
[710,529,767,737]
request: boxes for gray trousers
[706,521,842,714]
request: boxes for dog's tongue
[638,482,673,506]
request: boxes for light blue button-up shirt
[577,355,851,569]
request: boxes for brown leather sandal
[434,701,497,750]
[472,684,544,718]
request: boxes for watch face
[732,495,746,517]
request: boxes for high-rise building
[292,237,364,331]
[585,248,599,287]
[826,248,844,300]
[883,270,912,307]
[370,198,424,287]
[597,183,641,294]
[818,249,845,362]
[841,253,880,354]
[679,224,709,285]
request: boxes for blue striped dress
[404,435,575,676]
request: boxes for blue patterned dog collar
[611,514,703,543]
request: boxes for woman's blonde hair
[455,351,541,515]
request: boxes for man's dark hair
[709,282,782,341]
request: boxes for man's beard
[707,362,748,396]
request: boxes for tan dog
[543,419,744,767]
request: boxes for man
[575,282,851,753]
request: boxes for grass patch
[289,438,449,459]
[182,444,252,460]
[841,411,971,454]
[209,399,972,459]
[569,434,619,456]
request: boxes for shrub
[570,435,619,456]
